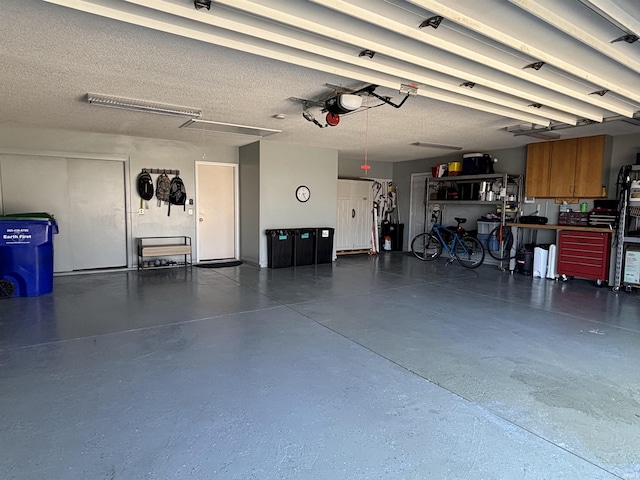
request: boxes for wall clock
[296,185,310,202]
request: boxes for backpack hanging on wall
[137,171,154,209]
[168,175,187,216]
[155,173,171,207]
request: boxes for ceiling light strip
[411,142,463,150]
[87,93,202,117]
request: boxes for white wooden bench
[137,236,192,270]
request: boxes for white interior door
[196,162,236,261]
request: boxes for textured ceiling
[0,0,638,162]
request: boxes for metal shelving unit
[613,165,640,291]
[423,173,523,269]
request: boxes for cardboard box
[623,249,640,284]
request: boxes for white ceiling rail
[44,0,553,125]
[405,0,640,106]
[127,0,577,124]
[509,0,640,75]
[310,0,635,118]
[204,0,603,122]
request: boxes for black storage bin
[381,222,404,251]
[315,228,335,264]
[294,228,316,266]
[459,183,480,200]
[266,230,294,268]
[516,244,534,276]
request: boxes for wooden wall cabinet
[525,135,608,198]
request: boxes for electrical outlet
[188,209,193,215]
[138,208,145,215]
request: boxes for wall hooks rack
[141,168,180,176]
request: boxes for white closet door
[0,155,73,272]
[336,179,372,250]
[336,180,353,250]
[352,181,372,249]
[68,159,126,270]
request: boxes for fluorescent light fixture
[180,119,281,137]
[411,142,463,150]
[87,93,202,117]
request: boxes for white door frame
[194,161,240,263]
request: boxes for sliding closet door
[67,159,126,270]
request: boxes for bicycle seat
[454,217,467,224]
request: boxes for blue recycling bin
[0,213,58,298]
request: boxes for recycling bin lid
[0,212,56,221]
[0,213,58,234]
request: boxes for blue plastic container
[0,215,58,298]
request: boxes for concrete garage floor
[1,253,639,480]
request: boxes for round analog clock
[296,185,310,202]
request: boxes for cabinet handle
[352,209,356,218]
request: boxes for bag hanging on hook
[168,175,187,216]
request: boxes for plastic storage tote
[0,213,59,298]
[266,229,294,268]
[294,229,316,266]
[315,228,334,264]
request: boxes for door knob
[199,218,204,222]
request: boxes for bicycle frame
[430,222,471,257]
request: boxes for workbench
[506,223,615,285]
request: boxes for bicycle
[411,212,485,268]
[486,222,515,261]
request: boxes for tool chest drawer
[557,231,610,281]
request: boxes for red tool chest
[557,231,611,282]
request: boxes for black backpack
[168,176,186,216]
[137,171,154,201]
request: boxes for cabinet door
[525,142,551,197]
[336,180,372,250]
[336,180,353,250]
[352,181,372,249]
[548,138,578,197]
[574,135,605,197]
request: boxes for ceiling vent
[180,119,281,137]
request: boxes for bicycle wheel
[454,236,485,268]
[411,232,442,261]
[487,224,514,261]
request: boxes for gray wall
[248,141,339,268]
[239,142,261,266]
[338,157,393,179]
